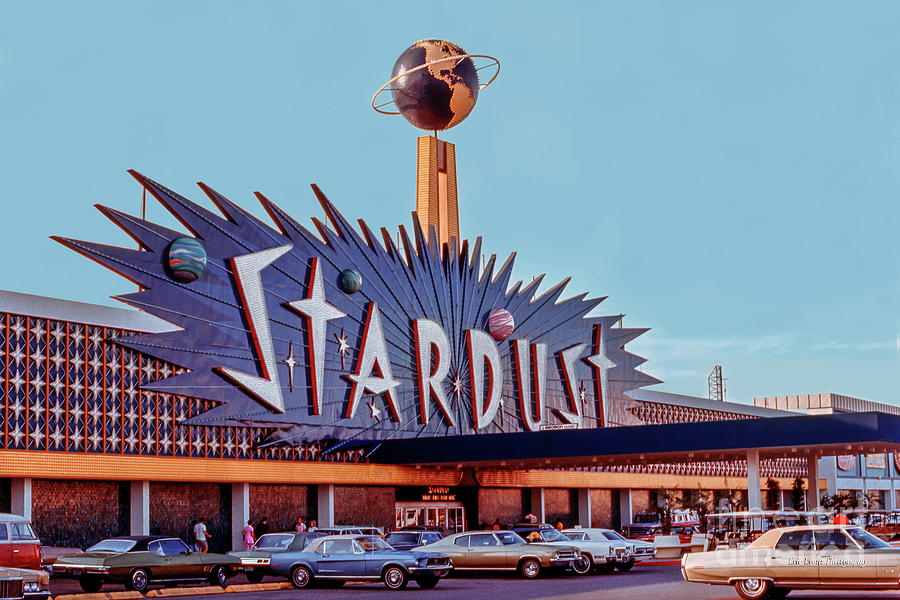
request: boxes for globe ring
[371,54,500,116]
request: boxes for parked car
[228,532,325,583]
[510,524,623,575]
[384,530,445,550]
[52,536,241,592]
[0,514,41,571]
[682,525,900,600]
[0,566,49,600]
[269,534,451,589]
[420,530,579,579]
[397,525,448,535]
[315,526,385,537]
[563,527,656,569]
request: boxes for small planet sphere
[166,237,207,283]
[391,39,479,131]
[487,308,515,342]
[339,269,363,294]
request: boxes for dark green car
[53,536,241,592]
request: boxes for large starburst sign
[56,171,659,446]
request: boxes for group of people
[240,516,319,550]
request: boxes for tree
[766,478,781,510]
[791,477,805,510]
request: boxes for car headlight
[24,582,37,592]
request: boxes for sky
[0,1,897,406]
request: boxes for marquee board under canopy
[55,171,659,448]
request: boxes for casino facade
[2,41,898,552]
[3,168,898,553]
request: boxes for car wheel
[416,575,440,589]
[208,565,227,587]
[518,558,541,579]
[735,578,772,600]
[383,566,408,590]
[290,565,313,589]
[129,568,150,592]
[616,558,635,572]
[79,576,103,593]
[245,571,264,584]
[572,555,593,575]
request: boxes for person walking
[834,510,850,525]
[256,517,270,537]
[187,519,198,552]
[295,516,307,533]
[194,518,211,553]
[308,519,317,532]
[242,519,255,550]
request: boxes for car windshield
[385,533,419,545]
[356,536,393,552]
[845,527,892,549]
[563,532,586,541]
[601,530,627,541]
[495,531,527,546]
[86,539,137,553]
[254,534,294,550]
[539,529,570,542]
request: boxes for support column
[317,484,335,528]
[130,480,150,536]
[577,489,591,528]
[746,449,761,510]
[529,488,545,523]
[231,483,250,552]
[10,478,31,520]
[806,455,820,511]
[619,489,633,529]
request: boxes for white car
[563,528,655,571]
[513,525,627,574]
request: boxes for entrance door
[395,502,465,534]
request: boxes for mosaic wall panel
[334,486,395,532]
[544,488,576,527]
[0,313,364,463]
[149,482,230,553]
[32,479,128,548]
[590,489,614,529]
[249,484,311,533]
[476,488,523,527]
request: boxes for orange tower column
[416,135,459,246]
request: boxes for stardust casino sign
[57,172,657,445]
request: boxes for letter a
[466,329,503,429]
[413,319,455,426]
[345,303,401,421]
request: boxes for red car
[0,513,42,570]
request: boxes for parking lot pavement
[49,566,900,600]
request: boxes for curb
[53,593,144,600]
[223,583,293,593]
[145,587,226,598]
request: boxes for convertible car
[269,534,451,589]
[53,536,241,592]
[682,525,900,599]
[421,530,579,578]
[228,532,324,583]
[511,524,623,574]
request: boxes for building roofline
[0,289,177,333]
[626,388,793,418]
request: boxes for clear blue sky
[0,1,897,405]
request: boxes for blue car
[269,534,452,590]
